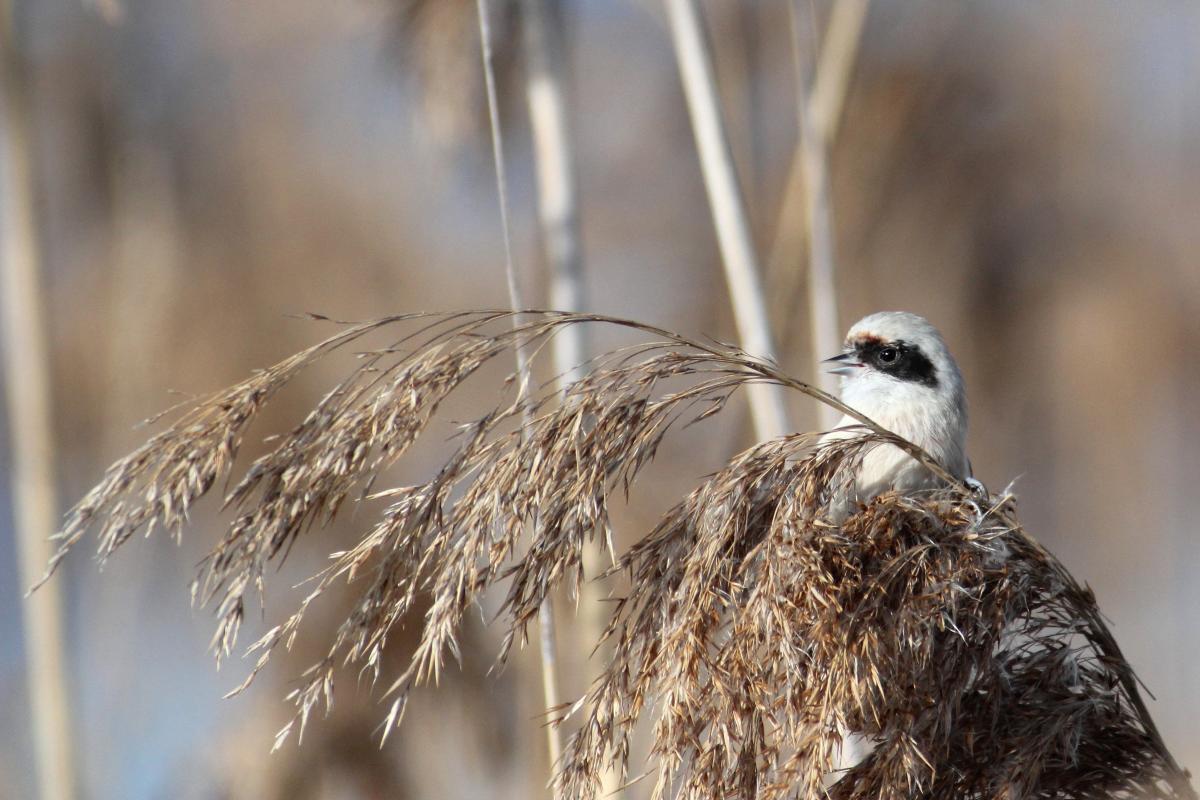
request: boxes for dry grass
[39,311,1195,799]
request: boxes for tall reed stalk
[475,0,564,785]
[518,3,621,796]
[0,4,76,799]
[664,0,791,442]
[788,0,860,430]
[521,0,584,365]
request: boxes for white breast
[819,402,968,513]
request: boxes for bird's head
[824,311,966,423]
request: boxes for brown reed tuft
[40,311,1195,799]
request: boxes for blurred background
[1,0,1198,798]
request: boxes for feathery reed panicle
[41,311,1195,799]
[558,432,1194,800]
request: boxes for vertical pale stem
[767,0,869,398]
[664,0,791,442]
[808,0,870,150]
[0,5,76,800]
[518,2,623,795]
[474,0,563,787]
[768,0,869,264]
[789,4,843,431]
[521,0,584,384]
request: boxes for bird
[819,310,971,510]
[817,311,972,777]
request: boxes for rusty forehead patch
[849,333,886,348]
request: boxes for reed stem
[788,1,855,430]
[0,3,76,798]
[767,0,869,418]
[475,0,563,787]
[664,0,791,442]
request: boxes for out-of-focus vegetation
[1,1,1198,798]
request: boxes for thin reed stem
[807,0,870,144]
[788,1,844,430]
[474,0,523,362]
[520,0,585,387]
[664,0,791,442]
[767,0,869,390]
[0,4,76,799]
[476,0,564,783]
[519,3,625,794]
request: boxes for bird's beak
[822,351,863,376]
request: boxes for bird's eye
[878,347,899,364]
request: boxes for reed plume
[39,311,1195,800]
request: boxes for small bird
[820,311,970,506]
[818,312,972,777]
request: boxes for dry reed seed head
[565,460,1187,800]
[41,311,1195,800]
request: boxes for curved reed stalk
[38,311,1195,800]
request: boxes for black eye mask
[857,339,939,388]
